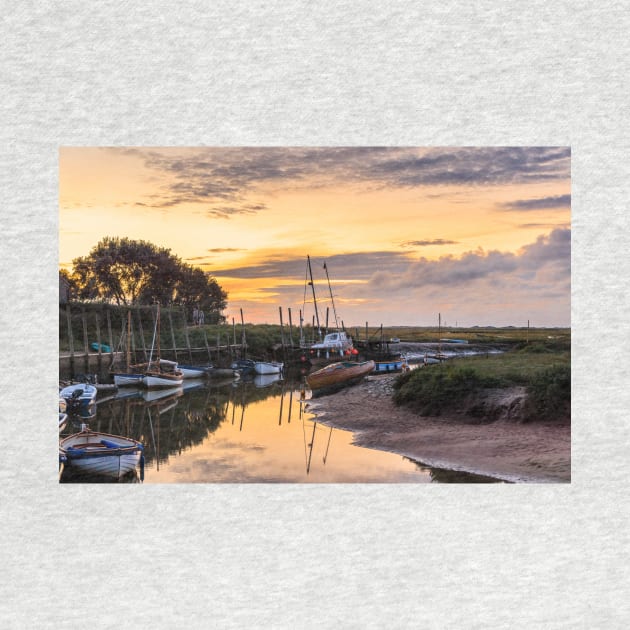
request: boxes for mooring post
[81,307,89,372]
[287,307,294,347]
[202,327,212,363]
[66,304,75,375]
[135,308,148,362]
[182,309,193,363]
[106,308,114,359]
[95,311,102,371]
[167,309,178,362]
[240,308,246,358]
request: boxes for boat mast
[307,255,322,341]
[323,261,340,331]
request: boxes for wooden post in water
[66,304,75,375]
[240,308,246,357]
[106,308,114,359]
[287,307,294,347]
[232,318,237,346]
[279,306,286,356]
[167,309,178,362]
[95,311,102,371]
[182,309,193,363]
[202,328,212,363]
[81,307,89,372]
[135,308,148,362]
[216,332,221,364]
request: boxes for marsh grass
[393,344,570,422]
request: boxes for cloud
[401,239,458,247]
[206,203,267,219]
[207,247,245,253]
[369,228,571,292]
[110,146,570,212]
[498,194,571,211]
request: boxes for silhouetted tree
[69,237,227,321]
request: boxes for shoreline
[306,374,571,483]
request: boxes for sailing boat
[111,311,145,387]
[142,304,184,388]
[301,255,354,357]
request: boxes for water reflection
[60,377,502,483]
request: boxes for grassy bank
[393,340,570,423]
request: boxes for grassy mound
[393,349,570,423]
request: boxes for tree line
[61,237,228,323]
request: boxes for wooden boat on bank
[306,360,375,390]
[59,427,144,479]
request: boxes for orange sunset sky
[59,147,571,327]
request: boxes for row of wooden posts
[61,304,245,375]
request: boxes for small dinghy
[60,427,144,479]
[59,383,98,411]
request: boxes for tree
[69,237,227,321]
[174,264,228,323]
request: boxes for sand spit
[306,374,571,483]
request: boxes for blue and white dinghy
[60,427,144,479]
[59,383,97,410]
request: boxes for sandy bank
[306,374,571,483]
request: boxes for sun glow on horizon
[60,147,571,327]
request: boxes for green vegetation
[393,339,570,422]
[356,325,570,349]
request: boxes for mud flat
[306,374,571,483]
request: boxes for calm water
[59,376,500,483]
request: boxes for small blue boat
[373,357,407,373]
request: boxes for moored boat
[59,427,144,479]
[254,361,284,375]
[177,364,209,379]
[373,357,407,373]
[59,383,98,410]
[306,360,375,390]
[141,305,184,388]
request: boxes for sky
[59,147,571,327]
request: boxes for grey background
[1,1,627,627]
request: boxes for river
[59,375,501,483]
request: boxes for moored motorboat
[59,427,144,479]
[306,360,375,390]
[59,383,98,410]
[254,361,284,375]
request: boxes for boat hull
[60,430,143,479]
[59,384,98,408]
[178,365,208,379]
[113,373,144,387]
[142,369,184,388]
[307,360,375,390]
[373,359,406,373]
